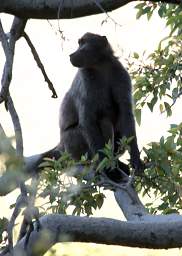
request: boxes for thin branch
[93,0,122,28]
[6,95,24,156]
[23,32,58,98]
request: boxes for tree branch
[2,213,182,256]
[23,32,58,98]
[6,95,24,156]
[0,17,27,103]
[5,95,25,254]
[0,0,180,20]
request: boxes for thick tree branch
[2,213,182,256]
[0,0,180,20]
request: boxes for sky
[0,2,182,219]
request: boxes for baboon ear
[102,36,108,46]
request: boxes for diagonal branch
[23,32,58,98]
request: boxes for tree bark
[0,0,180,20]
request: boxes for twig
[57,0,67,48]
[93,0,122,28]
[23,32,58,98]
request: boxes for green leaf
[135,3,146,9]
[172,88,178,99]
[160,136,165,145]
[136,9,143,19]
[158,5,166,18]
[96,157,108,172]
[134,108,141,126]
[164,102,172,117]
[159,103,164,113]
[133,52,139,59]
[170,124,178,129]
[147,96,157,112]
[147,10,153,20]
[143,7,152,15]
[95,193,105,209]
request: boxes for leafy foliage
[129,37,181,120]
[38,152,102,216]
[135,2,182,35]
[136,123,182,214]
[132,2,182,214]
[130,2,182,122]
[38,139,131,216]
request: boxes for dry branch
[23,32,58,98]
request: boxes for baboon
[45,33,144,180]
